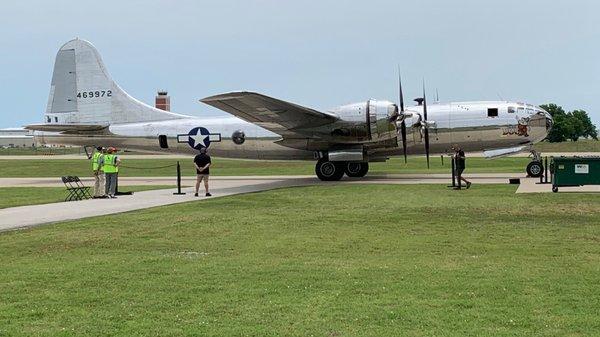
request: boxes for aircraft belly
[36,134,313,160]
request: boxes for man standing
[103,147,121,198]
[194,147,212,197]
[452,144,472,189]
[91,146,106,198]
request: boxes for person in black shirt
[452,144,471,189]
[193,147,212,197]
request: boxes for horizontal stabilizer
[483,146,526,159]
[25,123,108,133]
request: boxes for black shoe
[110,195,117,199]
[466,182,472,189]
[205,193,212,197]
[194,193,198,197]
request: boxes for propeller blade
[398,69,407,163]
[398,66,408,164]
[398,67,405,112]
[401,120,407,163]
[422,81,430,169]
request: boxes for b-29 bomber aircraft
[27,39,553,180]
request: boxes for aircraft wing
[25,124,108,134]
[201,92,339,136]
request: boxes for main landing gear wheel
[527,161,544,178]
[344,162,369,178]
[315,159,344,181]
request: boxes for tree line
[540,104,597,142]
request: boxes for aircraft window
[46,116,51,123]
[517,107,525,114]
[158,135,168,149]
[54,117,58,123]
[508,106,516,113]
[487,108,498,117]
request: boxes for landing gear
[526,149,543,178]
[527,161,544,178]
[344,162,369,178]
[315,159,345,181]
[315,160,370,181]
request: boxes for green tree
[571,109,598,140]
[540,104,597,142]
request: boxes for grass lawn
[0,147,83,156]
[0,156,530,178]
[0,186,175,209]
[534,139,600,152]
[1,184,599,336]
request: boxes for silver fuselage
[35,100,551,160]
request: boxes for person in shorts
[194,147,212,197]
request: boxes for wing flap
[201,92,338,136]
[25,123,108,134]
[483,145,527,159]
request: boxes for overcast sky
[0,0,598,128]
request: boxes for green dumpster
[551,156,600,192]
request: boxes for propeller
[422,81,430,169]
[398,71,408,163]
[387,69,408,163]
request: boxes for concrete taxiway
[0,177,316,232]
[1,173,596,232]
[0,173,523,188]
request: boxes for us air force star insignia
[177,127,221,150]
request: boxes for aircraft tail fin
[41,39,186,127]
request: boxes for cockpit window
[517,107,525,114]
[508,106,516,113]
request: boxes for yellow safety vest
[103,154,118,173]
[92,152,102,171]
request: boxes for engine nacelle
[330,100,397,143]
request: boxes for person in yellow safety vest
[91,146,106,198]
[103,147,121,198]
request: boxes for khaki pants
[93,171,105,197]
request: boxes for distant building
[0,128,35,148]
[155,91,171,111]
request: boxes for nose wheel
[526,160,544,177]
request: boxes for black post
[449,156,456,188]
[456,159,462,190]
[173,161,186,195]
[441,155,444,166]
[539,164,544,184]
[544,156,549,184]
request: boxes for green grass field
[534,139,600,152]
[1,184,599,336]
[0,186,175,209]
[0,147,82,156]
[0,156,530,178]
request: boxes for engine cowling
[330,99,398,143]
[367,100,397,142]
